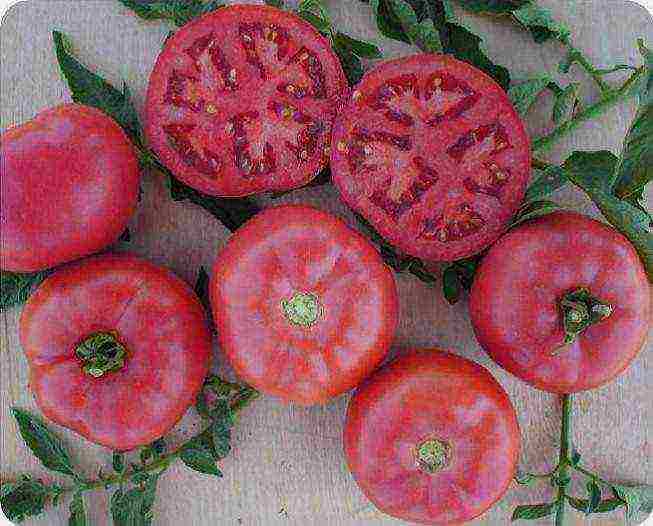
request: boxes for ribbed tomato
[344,349,520,525]
[1,104,140,272]
[470,212,650,393]
[331,54,531,262]
[20,254,212,451]
[210,205,398,405]
[145,5,348,197]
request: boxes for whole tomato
[470,211,650,393]
[344,348,520,525]
[1,104,140,272]
[211,205,398,405]
[20,254,211,450]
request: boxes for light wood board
[1,1,652,525]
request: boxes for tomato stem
[566,45,611,94]
[557,288,613,348]
[554,394,573,526]
[74,331,127,378]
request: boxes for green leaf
[113,452,126,474]
[586,480,602,514]
[613,40,653,201]
[68,492,87,526]
[194,266,215,332]
[369,0,411,43]
[210,405,234,460]
[512,3,570,44]
[52,31,143,147]
[511,502,556,520]
[265,0,285,7]
[514,472,536,486]
[180,443,222,476]
[299,11,332,33]
[562,151,653,279]
[12,408,76,477]
[333,32,382,59]
[510,200,561,228]
[595,498,625,513]
[332,38,364,85]
[1,270,49,311]
[570,446,581,467]
[441,256,479,304]
[456,0,531,14]
[567,496,589,513]
[119,0,224,27]
[525,165,568,201]
[508,75,553,115]
[110,474,159,526]
[442,267,462,304]
[612,484,653,519]
[0,478,60,523]
[553,82,581,123]
[386,0,442,53]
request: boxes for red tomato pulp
[344,349,520,525]
[210,205,398,405]
[146,5,348,197]
[331,54,531,262]
[1,104,140,272]
[20,254,212,450]
[470,212,650,393]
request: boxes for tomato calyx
[414,437,452,474]
[281,291,323,328]
[558,288,614,348]
[74,331,127,378]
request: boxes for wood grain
[1,1,651,525]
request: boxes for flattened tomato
[331,54,531,262]
[20,254,211,451]
[145,5,347,197]
[210,205,398,405]
[470,212,650,393]
[344,349,520,525]
[1,104,140,272]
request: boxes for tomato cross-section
[331,54,531,262]
[146,5,348,197]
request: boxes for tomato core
[415,437,452,474]
[558,287,613,347]
[281,291,322,327]
[74,331,127,378]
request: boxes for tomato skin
[145,5,348,197]
[1,104,140,272]
[20,254,211,451]
[344,349,520,526]
[211,205,398,405]
[470,212,650,393]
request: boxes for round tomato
[344,349,520,525]
[331,54,531,262]
[210,204,398,405]
[1,104,140,272]
[470,212,650,393]
[20,254,211,451]
[145,5,347,197]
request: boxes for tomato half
[331,54,531,262]
[470,212,650,393]
[20,254,211,451]
[344,349,520,525]
[0,104,140,272]
[145,5,348,197]
[210,204,398,405]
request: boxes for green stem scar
[558,288,613,347]
[74,331,127,378]
[281,292,322,327]
[415,438,452,474]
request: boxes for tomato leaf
[265,0,285,7]
[442,267,463,304]
[194,266,215,332]
[511,502,556,521]
[585,480,602,514]
[511,3,570,44]
[52,31,143,147]
[334,32,382,59]
[455,0,531,14]
[524,165,568,202]
[508,75,553,115]
[68,492,87,526]
[210,401,234,460]
[612,484,653,519]
[0,477,62,524]
[11,408,77,478]
[514,472,536,486]
[332,36,365,85]
[110,475,160,526]
[510,200,562,228]
[552,82,581,124]
[0,270,49,312]
[180,443,223,477]
[118,0,224,27]
[441,257,479,304]
[113,452,126,474]
[569,445,581,467]
[369,0,411,43]
[386,0,443,53]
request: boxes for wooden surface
[1,1,652,525]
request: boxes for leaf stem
[555,394,573,526]
[568,46,611,93]
[572,464,613,488]
[532,67,644,153]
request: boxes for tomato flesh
[0,104,140,272]
[20,254,211,450]
[146,5,348,197]
[211,205,398,405]
[470,212,650,393]
[331,54,531,262]
[344,349,520,525]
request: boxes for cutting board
[1,1,651,525]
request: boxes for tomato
[344,349,520,525]
[20,254,211,451]
[330,54,531,262]
[0,104,140,272]
[470,211,650,393]
[210,204,398,405]
[145,5,348,197]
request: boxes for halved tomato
[331,54,531,262]
[145,5,348,197]
[210,204,398,405]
